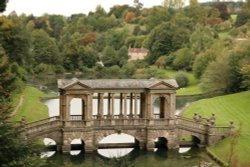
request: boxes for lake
[41,97,221,167]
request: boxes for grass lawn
[11,86,52,123]
[182,91,250,165]
[162,69,202,96]
[176,84,202,96]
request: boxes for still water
[42,98,220,167]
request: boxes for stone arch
[179,129,205,146]
[66,132,92,145]
[95,129,143,145]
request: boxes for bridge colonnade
[22,79,232,154]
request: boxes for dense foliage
[0,0,249,93]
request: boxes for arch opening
[153,96,166,119]
[97,133,139,158]
[41,138,56,158]
[70,138,85,155]
[70,98,84,120]
[155,137,168,150]
[179,135,201,153]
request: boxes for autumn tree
[124,11,136,23]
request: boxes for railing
[175,115,208,133]
[70,115,83,121]
[25,116,60,128]
[23,115,230,138]
[210,126,230,135]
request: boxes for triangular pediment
[63,81,91,90]
[148,81,176,90]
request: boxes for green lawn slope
[11,86,51,123]
[182,91,250,165]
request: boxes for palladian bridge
[22,79,234,153]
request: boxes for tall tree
[117,46,129,67]
[101,46,117,67]
[163,0,184,9]
[147,22,190,64]
[31,29,60,65]
[0,0,7,12]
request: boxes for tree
[193,49,217,79]
[155,56,167,69]
[143,6,171,32]
[163,0,184,9]
[175,71,189,88]
[214,2,230,20]
[240,63,250,90]
[0,0,7,12]
[106,28,130,50]
[235,10,250,27]
[0,15,31,65]
[124,11,136,23]
[147,22,190,64]
[172,47,195,71]
[31,29,60,65]
[101,46,117,67]
[201,55,230,92]
[189,24,217,54]
[48,14,66,39]
[117,46,129,67]
[186,0,206,24]
[109,5,133,19]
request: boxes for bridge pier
[146,140,155,151]
[62,145,71,154]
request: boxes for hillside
[182,91,250,165]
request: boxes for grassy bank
[11,86,52,123]
[182,91,250,165]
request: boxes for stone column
[140,93,145,118]
[85,94,93,126]
[107,93,111,118]
[169,93,176,119]
[129,93,133,118]
[124,93,127,118]
[134,94,138,118]
[97,93,104,119]
[65,96,71,121]
[59,90,66,120]
[119,93,123,118]
[111,93,115,118]
[164,95,170,119]
[147,93,154,119]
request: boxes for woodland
[0,0,250,166]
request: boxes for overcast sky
[3,0,169,16]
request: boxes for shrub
[175,71,189,88]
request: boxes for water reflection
[98,148,134,158]
[45,148,219,167]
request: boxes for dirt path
[11,95,24,116]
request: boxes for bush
[175,71,189,88]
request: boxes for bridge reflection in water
[22,79,233,155]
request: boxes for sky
[3,0,168,16]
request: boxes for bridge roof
[58,78,178,90]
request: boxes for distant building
[128,47,149,61]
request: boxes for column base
[146,141,155,152]
[62,145,71,154]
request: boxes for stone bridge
[22,79,233,153]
